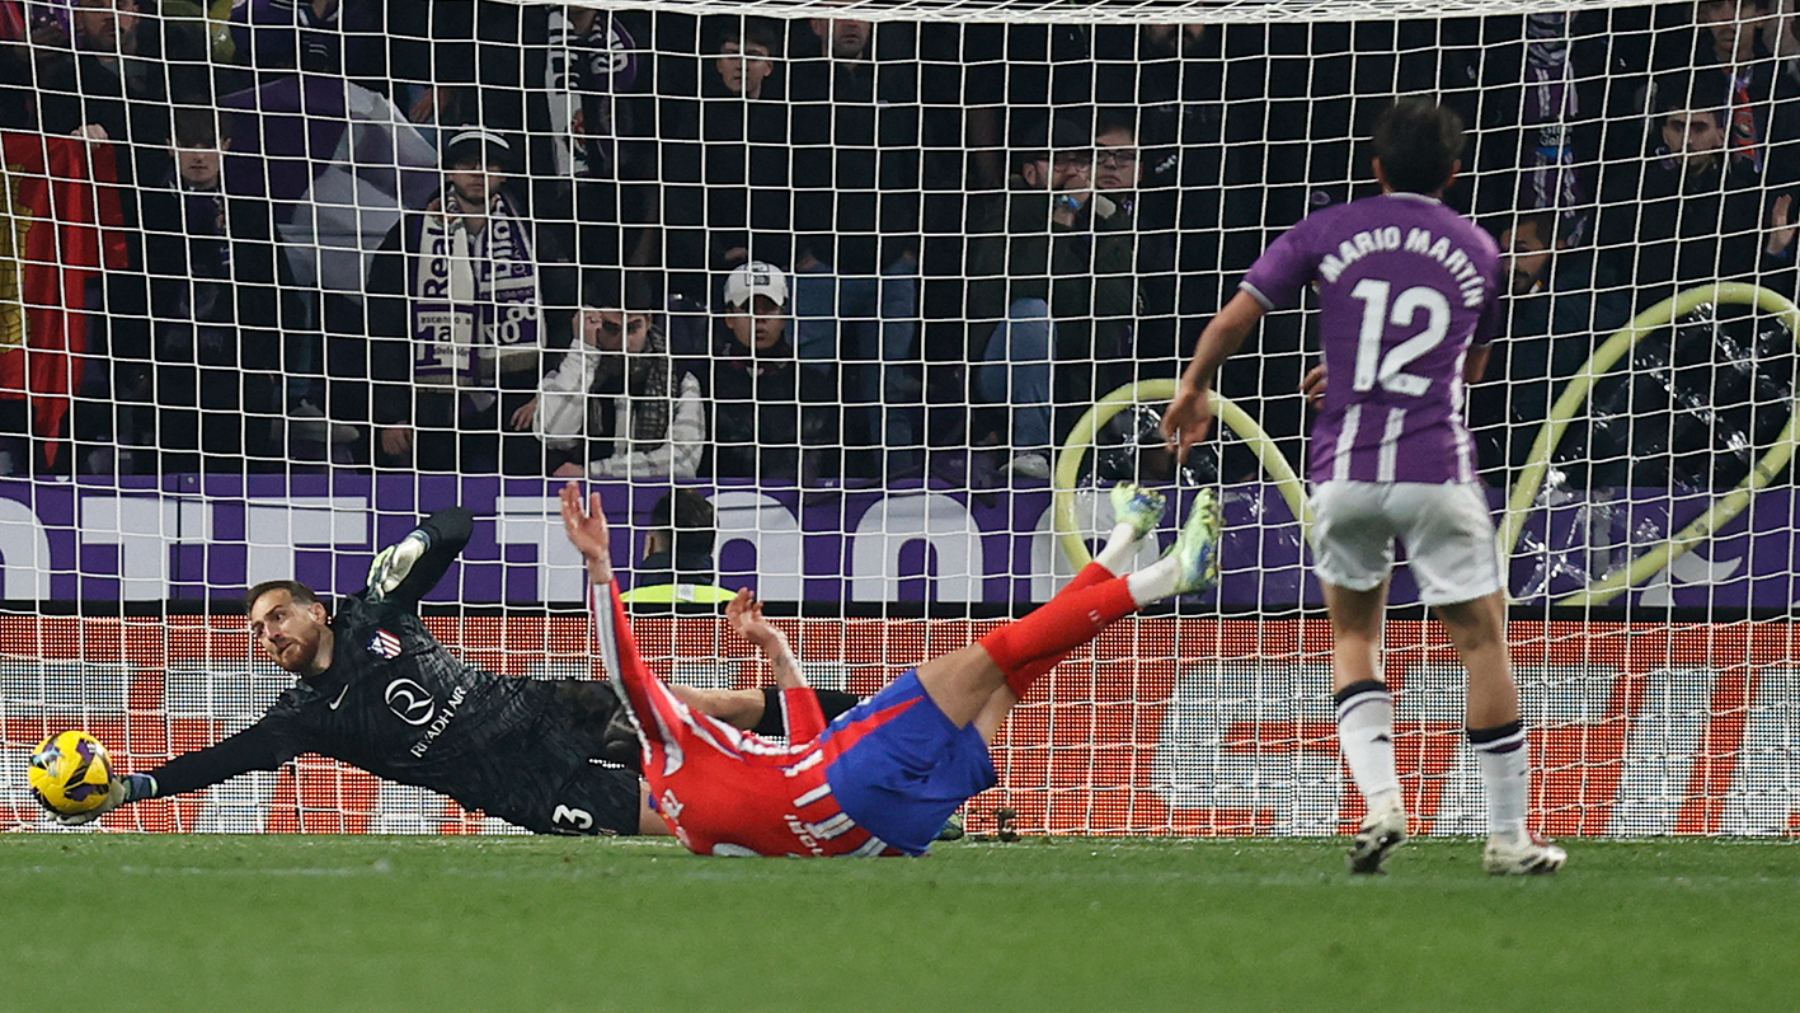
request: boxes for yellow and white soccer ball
[28,730,114,816]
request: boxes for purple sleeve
[1238,219,1320,310]
[1473,256,1505,346]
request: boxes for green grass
[0,835,1793,1011]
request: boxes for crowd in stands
[0,1,1795,491]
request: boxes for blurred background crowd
[0,0,1793,494]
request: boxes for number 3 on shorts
[552,804,594,832]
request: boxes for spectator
[708,262,837,482]
[228,0,387,89]
[535,5,660,271]
[957,22,1094,192]
[788,14,923,467]
[35,0,208,473]
[367,128,561,475]
[1595,76,1782,298]
[139,107,292,473]
[966,113,1136,480]
[1676,0,1800,184]
[1092,23,1222,157]
[1091,107,1185,379]
[1596,74,1799,490]
[660,15,792,305]
[526,272,705,480]
[36,0,205,185]
[619,488,735,606]
[1468,210,1634,485]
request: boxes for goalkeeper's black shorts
[541,758,644,836]
[535,680,643,835]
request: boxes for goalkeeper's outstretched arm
[364,507,475,611]
[46,719,301,826]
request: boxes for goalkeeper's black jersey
[144,509,632,834]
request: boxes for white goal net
[0,0,1797,837]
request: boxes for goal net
[1,0,1797,837]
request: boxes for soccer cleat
[1483,831,1567,876]
[1109,482,1168,542]
[1347,801,1408,875]
[935,811,966,842]
[1168,489,1223,594]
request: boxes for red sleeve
[782,686,827,744]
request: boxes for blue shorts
[820,670,997,856]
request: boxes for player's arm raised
[559,482,613,586]
[1163,290,1267,461]
[726,588,826,741]
[366,507,475,609]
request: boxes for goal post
[0,0,1796,837]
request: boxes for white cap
[723,261,789,309]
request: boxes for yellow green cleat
[1108,482,1168,542]
[1169,488,1223,595]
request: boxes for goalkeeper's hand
[366,531,428,599]
[36,773,155,826]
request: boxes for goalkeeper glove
[38,773,156,827]
[366,531,428,599]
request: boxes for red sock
[998,562,1111,699]
[979,574,1138,698]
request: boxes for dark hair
[653,488,716,558]
[1371,98,1464,195]
[581,270,660,315]
[705,14,783,56]
[1011,111,1091,170]
[1094,107,1139,144]
[173,107,226,149]
[245,579,323,613]
[1507,209,1560,245]
[1652,69,1730,127]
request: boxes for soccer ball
[28,730,114,816]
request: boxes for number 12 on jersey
[1349,279,1453,397]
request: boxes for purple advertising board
[0,475,1790,609]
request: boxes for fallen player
[562,480,1220,856]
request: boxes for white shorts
[1308,481,1505,606]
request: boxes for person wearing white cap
[709,261,837,481]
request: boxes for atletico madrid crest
[367,629,402,659]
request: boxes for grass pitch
[0,835,1793,1011]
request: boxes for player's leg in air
[1317,483,1566,876]
[959,482,1184,745]
[804,483,1220,855]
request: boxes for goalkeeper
[45,508,856,835]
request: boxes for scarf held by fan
[408,189,542,388]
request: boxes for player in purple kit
[1162,98,1565,876]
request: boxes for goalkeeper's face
[248,590,331,675]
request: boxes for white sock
[1093,522,1142,575]
[1335,682,1400,811]
[1125,555,1181,607]
[1470,720,1529,840]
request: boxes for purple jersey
[1240,193,1503,485]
